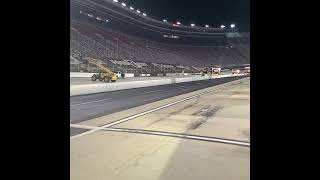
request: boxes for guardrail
[70,74,245,96]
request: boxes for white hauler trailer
[211,67,221,75]
[232,69,241,74]
[244,67,250,75]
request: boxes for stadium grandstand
[70,0,250,74]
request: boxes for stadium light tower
[121,2,126,7]
[129,6,134,10]
[230,24,236,28]
[220,25,225,28]
[205,24,210,28]
[190,23,195,27]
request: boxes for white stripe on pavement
[70,98,112,107]
[70,124,250,147]
[139,89,165,95]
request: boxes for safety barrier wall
[70,72,135,78]
[70,72,96,78]
[71,79,172,96]
[70,74,246,96]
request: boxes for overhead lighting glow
[113,0,118,2]
[137,10,141,13]
[205,24,209,28]
[106,19,109,22]
[142,13,147,16]
[87,14,93,18]
[163,19,167,22]
[176,21,181,25]
[130,6,134,10]
[220,25,225,28]
[121,3,126,7]
[190,23,195,27]
[230,24,236,28]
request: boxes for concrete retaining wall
[70,74,245,96]
[70,72,135,78]
[70,72,96,78]
[71,79,172,96]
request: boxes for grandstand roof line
[72,0,226,36]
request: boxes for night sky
[124,0,250,32]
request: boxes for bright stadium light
[137,10,141,13]
[87,14,93,18]
[129,6,134,10]
[113,0,118,2]
[190,23,195,27]
[106,19,109,22]
[176,21,181,25]
[230,24,236,28]
[220,25,225,28]
[96,17,101,20]
[163,19,167,22]
[205,24,210,28]
[142,13,147,16]
[121,2,126,7]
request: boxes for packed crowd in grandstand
[70,0,250,74]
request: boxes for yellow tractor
[83,58,118,82]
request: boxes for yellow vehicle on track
[83,58,118,82]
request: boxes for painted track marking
[70,124,250,147]
[70,98,112,106]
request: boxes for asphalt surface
[70,76,245,126]
[70,127,89,136]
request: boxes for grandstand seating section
[70,19,250,73]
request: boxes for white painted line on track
[70,98,112,107]
[70,78,248,140]
[88,112,99,115]
[139,89,165,95]
[70,124,250,147]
